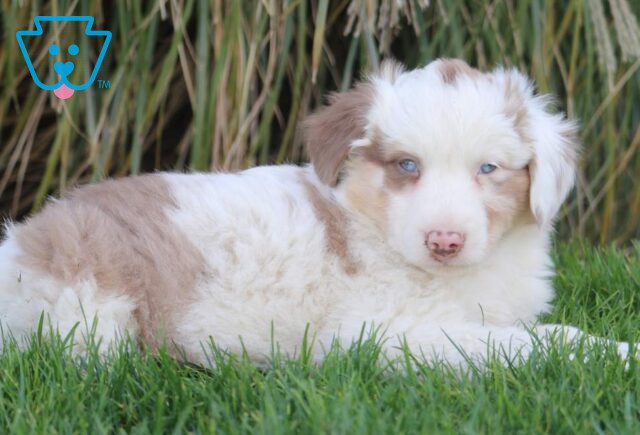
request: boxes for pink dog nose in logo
[425,231,465,260]
[53,84,74,100]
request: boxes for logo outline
[16,15,112,92]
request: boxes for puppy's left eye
[399,159,419,173]
[479,163,498,174]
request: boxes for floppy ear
[303,59,405,186]
[495,68,579,227]
[528,114,579,227]
[303,83,374,186]
[526,98,579,227]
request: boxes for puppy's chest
[341,252,541,326]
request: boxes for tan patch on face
[359,139,421,191]
[342,160,389,234]
[300,174,360,275]
[484,168,533,243]
[13,174,206,350]
[303,83,374,186]
[438,59,481,84]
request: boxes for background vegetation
[1,0,639,243]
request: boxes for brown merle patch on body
[13,174,206,351]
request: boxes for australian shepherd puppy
[0,59,630,365]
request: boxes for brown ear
[303,83,374,186]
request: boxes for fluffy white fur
[0,59,630,365]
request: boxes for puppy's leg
[535,324,631,360]
[379,323,631,367]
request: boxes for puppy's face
[304,59,578,271]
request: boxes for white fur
[0,60,629,365]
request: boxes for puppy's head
[304,58,578,270]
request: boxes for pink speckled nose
[425,231,465,259]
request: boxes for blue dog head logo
[16,16,111,100]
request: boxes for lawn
[0,242,639,433]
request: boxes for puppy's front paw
[614,341,639,371]
[616,341,629,359]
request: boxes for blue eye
[479,163,498,174]
[399,159,419,173]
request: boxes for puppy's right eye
[479,163,498,174]
[399,159,419,173]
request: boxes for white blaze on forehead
[366,68,534,170]
[304,57,557,192]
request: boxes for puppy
[0,59,629,365]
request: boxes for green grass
[0,242,639,433]
[1,0,639,243]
